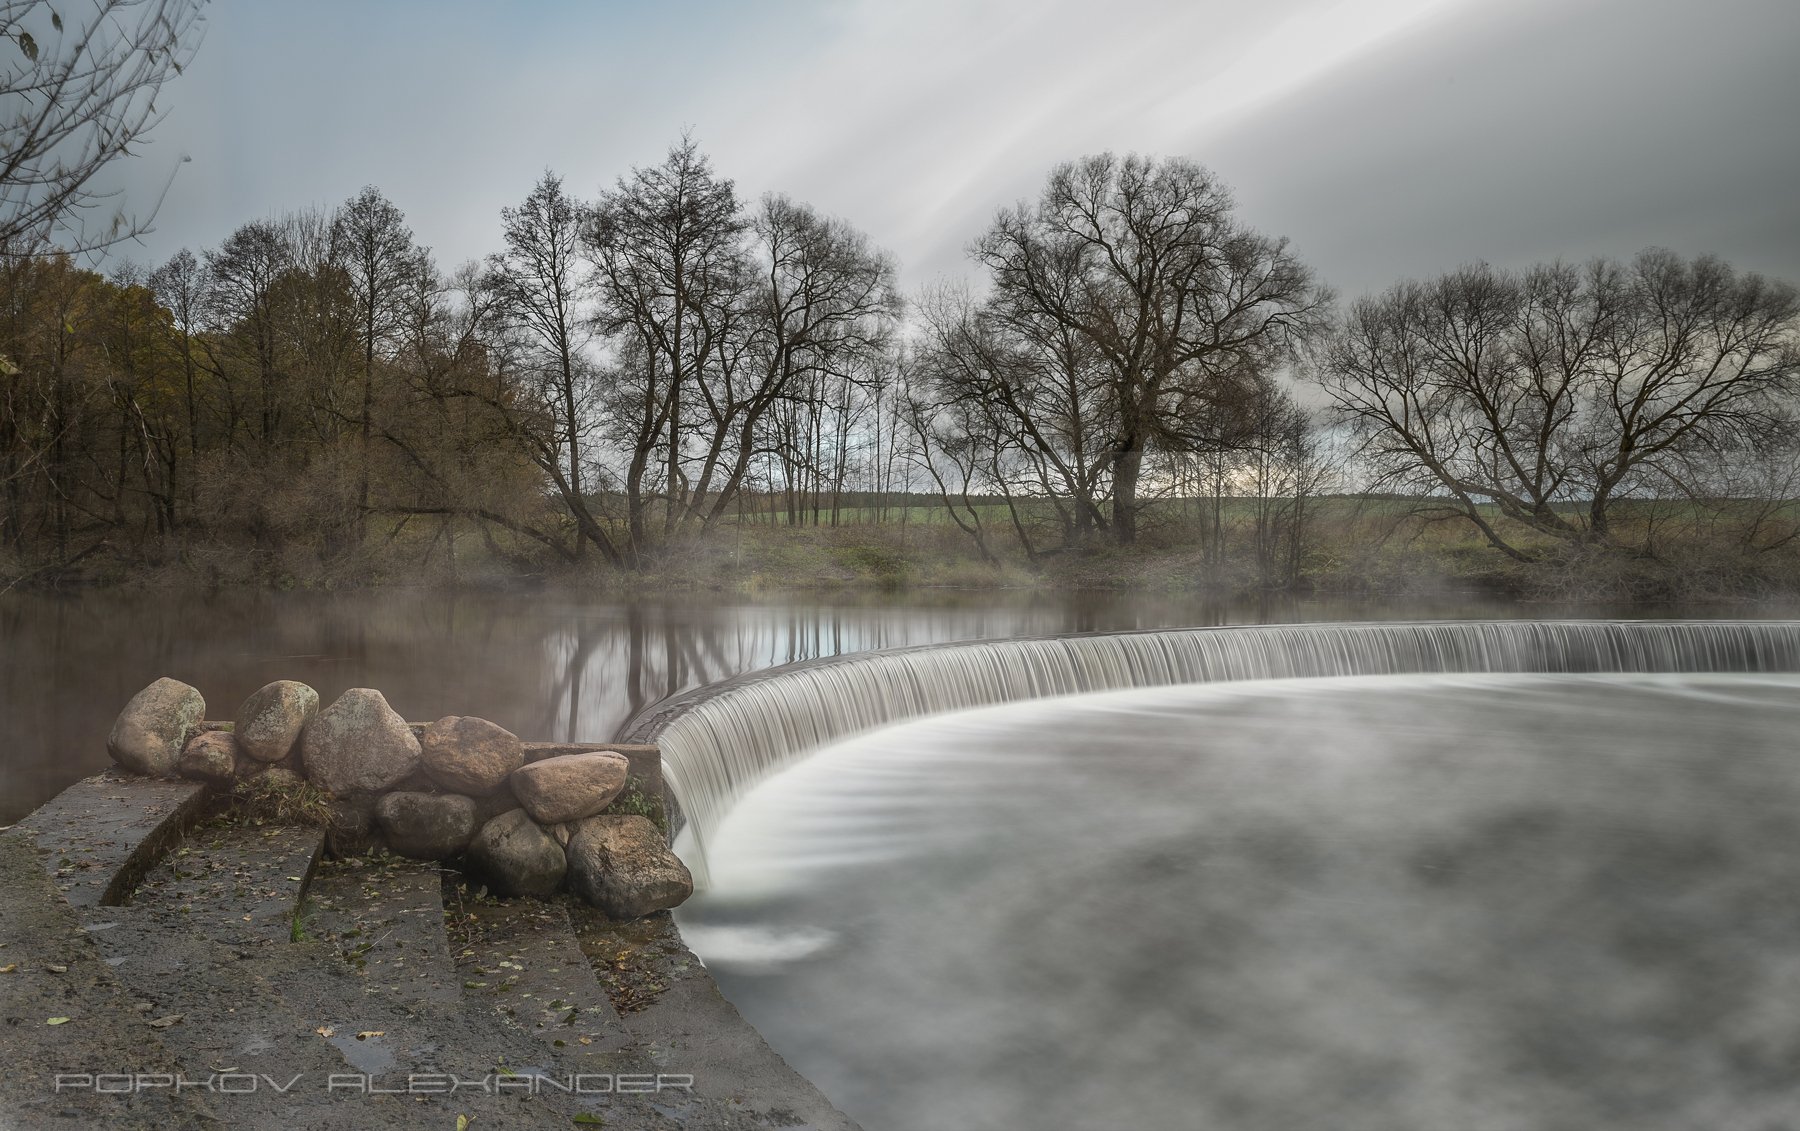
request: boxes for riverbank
[12,505,1800,603]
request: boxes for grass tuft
[232,772,336,828]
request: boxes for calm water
[0,587,1623,824]
[683,673,1800,1131]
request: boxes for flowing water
[0,588,1612,824]
[680,669,1800,1131]
[645,621,1800,885]
[11,592,1800,1127]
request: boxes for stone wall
[106,678,692,919]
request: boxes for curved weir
[622,620,1800,886]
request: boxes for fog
[684,673,1800,1130]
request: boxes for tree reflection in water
[0,588,1677,823]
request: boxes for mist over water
[0,589,1643,823]
[682,673,1800,1131]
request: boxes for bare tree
[712,193,896,530]
[1,0,207,254]
[588,137,745,553]
[202,218,289,447]
[912,282,1111,550]
[146,245,203,455]
[974,153,1327,544]
[1315,251,1800,560]
[333,185,419,532]
[485,171,621,565]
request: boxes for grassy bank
[10,494,1800,603]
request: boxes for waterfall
[618,621,1800,887]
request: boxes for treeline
[1,140,917,582]
[2,138,1797,592]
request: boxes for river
[685,671,1800,1131]
[0,586,1644,824]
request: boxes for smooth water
[653,621,1800,885]
[682,673,1800,1131]
[0,588,1574,823]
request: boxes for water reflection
[0,587,1765,822]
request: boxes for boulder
[108,677,205,777]
[523,742,662,798]
[565,814,693,919]
[299,688,420,795]
[421,715,523,796]
[471,789,524,827]
[509,751,629,825]
[376,791,478,860]
[235,680,319,763]
[177,730,239,786]
[325,793,383,858]
[464,809,566,898]
[392,767,438,795]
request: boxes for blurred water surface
[685,673,1800,1131]
[0,587,1631,822]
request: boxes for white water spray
[623,621,1800,886]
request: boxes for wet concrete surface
[2,775,859,1129]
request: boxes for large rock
[235,680,319,763]
[509,751,629,825]
[421,715,523,796]
[566,814,693,919]
[464,809,566,898]
[375,791,478,860]
[299,688,420,795]
[325,793,383,858]
[177,730,239,786]
[471,788,524,827]
[108,677,205,777]
[523,742,662,798]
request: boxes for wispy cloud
[101,0,1800,300]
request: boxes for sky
[93,0,1800,301]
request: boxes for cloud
[95,0,1800,303]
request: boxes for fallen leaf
[46,964,67,973]
[315,1026,334,1037]
[286,876,302,882]
[46,1017,70,1025]
[456,1117,470,1131]
[0,964,16,973]
[355,1030,384,1040]
[147,1014,183,1028]
[577,1036,592,1046]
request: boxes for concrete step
[307,853,460,1007]
[14,770,212,909]
[449,892,631,1055]
[78,820,611,1128]
[75,818,435,1129]
[128,821,323,944]
[571,905,862,1131]
[0,829,221,1129]
[8,771,849,1129]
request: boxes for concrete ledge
[14,771,214,908]
[0,829,221,1129]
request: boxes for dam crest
[621,620,1800,885]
